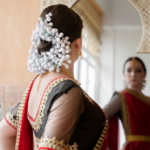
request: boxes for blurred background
[0,0,150,149]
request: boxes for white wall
[95,0,150,149]
[114,29,150,94]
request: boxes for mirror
[93,0,150,148]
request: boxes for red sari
[14,78,109,150]
[108,88,150,150]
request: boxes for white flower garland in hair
[28,12,72,75]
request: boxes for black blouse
[6,78,107,150]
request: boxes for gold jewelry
[60,70,75,80]
[60,70,81,85]
[78,49,82,59]
[132,57,136,66]
[37,70,81,91]
[37,71,50,91]
[124,79,128,87]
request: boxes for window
[74,49,100,102]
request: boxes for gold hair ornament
[132,57,136,66]
[37,71,50,91]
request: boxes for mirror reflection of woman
[104,57,150,150]
[0,4,108,150]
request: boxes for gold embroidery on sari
[93,121,108,150]
[6,111,18,129]
[83,91,94,105]
[15,80,33,150]
[35,136,41,143]
[39,136,78,150]
[119,91,131,135]
[91,101,108,150]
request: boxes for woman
[0,4,108,150]
[104,57,150,150]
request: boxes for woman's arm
[0,103,19,150]
[103,92,121,150]
[38,87,84,150]
[103,92,121,119]
[0,118,16,150]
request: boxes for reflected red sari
[15,78,108,150]
[108,88,150,150]
[108,115,119,150]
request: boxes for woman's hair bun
[28,4,83,75]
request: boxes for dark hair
[123,57,147,73]
[38,4,83,55]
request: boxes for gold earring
[143,79,146,88]
[78,49,82,59]
[124,79,128,87]
[124,79,126,83]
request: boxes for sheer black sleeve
[103,92,122,121]
[38,86,84,150]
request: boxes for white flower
[28,12,72,75]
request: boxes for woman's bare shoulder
[0,118,16,138]
[0,118,16,150]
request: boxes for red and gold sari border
[119,91,131,135]
[38,136,78,150]
[92,101,109,150]
[15,77,36,150]
[124,88,150,106]
[16,86,31,150]
[93,121,108,150]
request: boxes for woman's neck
[127,85,143,95]
[60,62,74,79]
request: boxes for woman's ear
[74,38,82,50]
[123,73,125,79]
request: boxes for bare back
[28,72,71,120]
